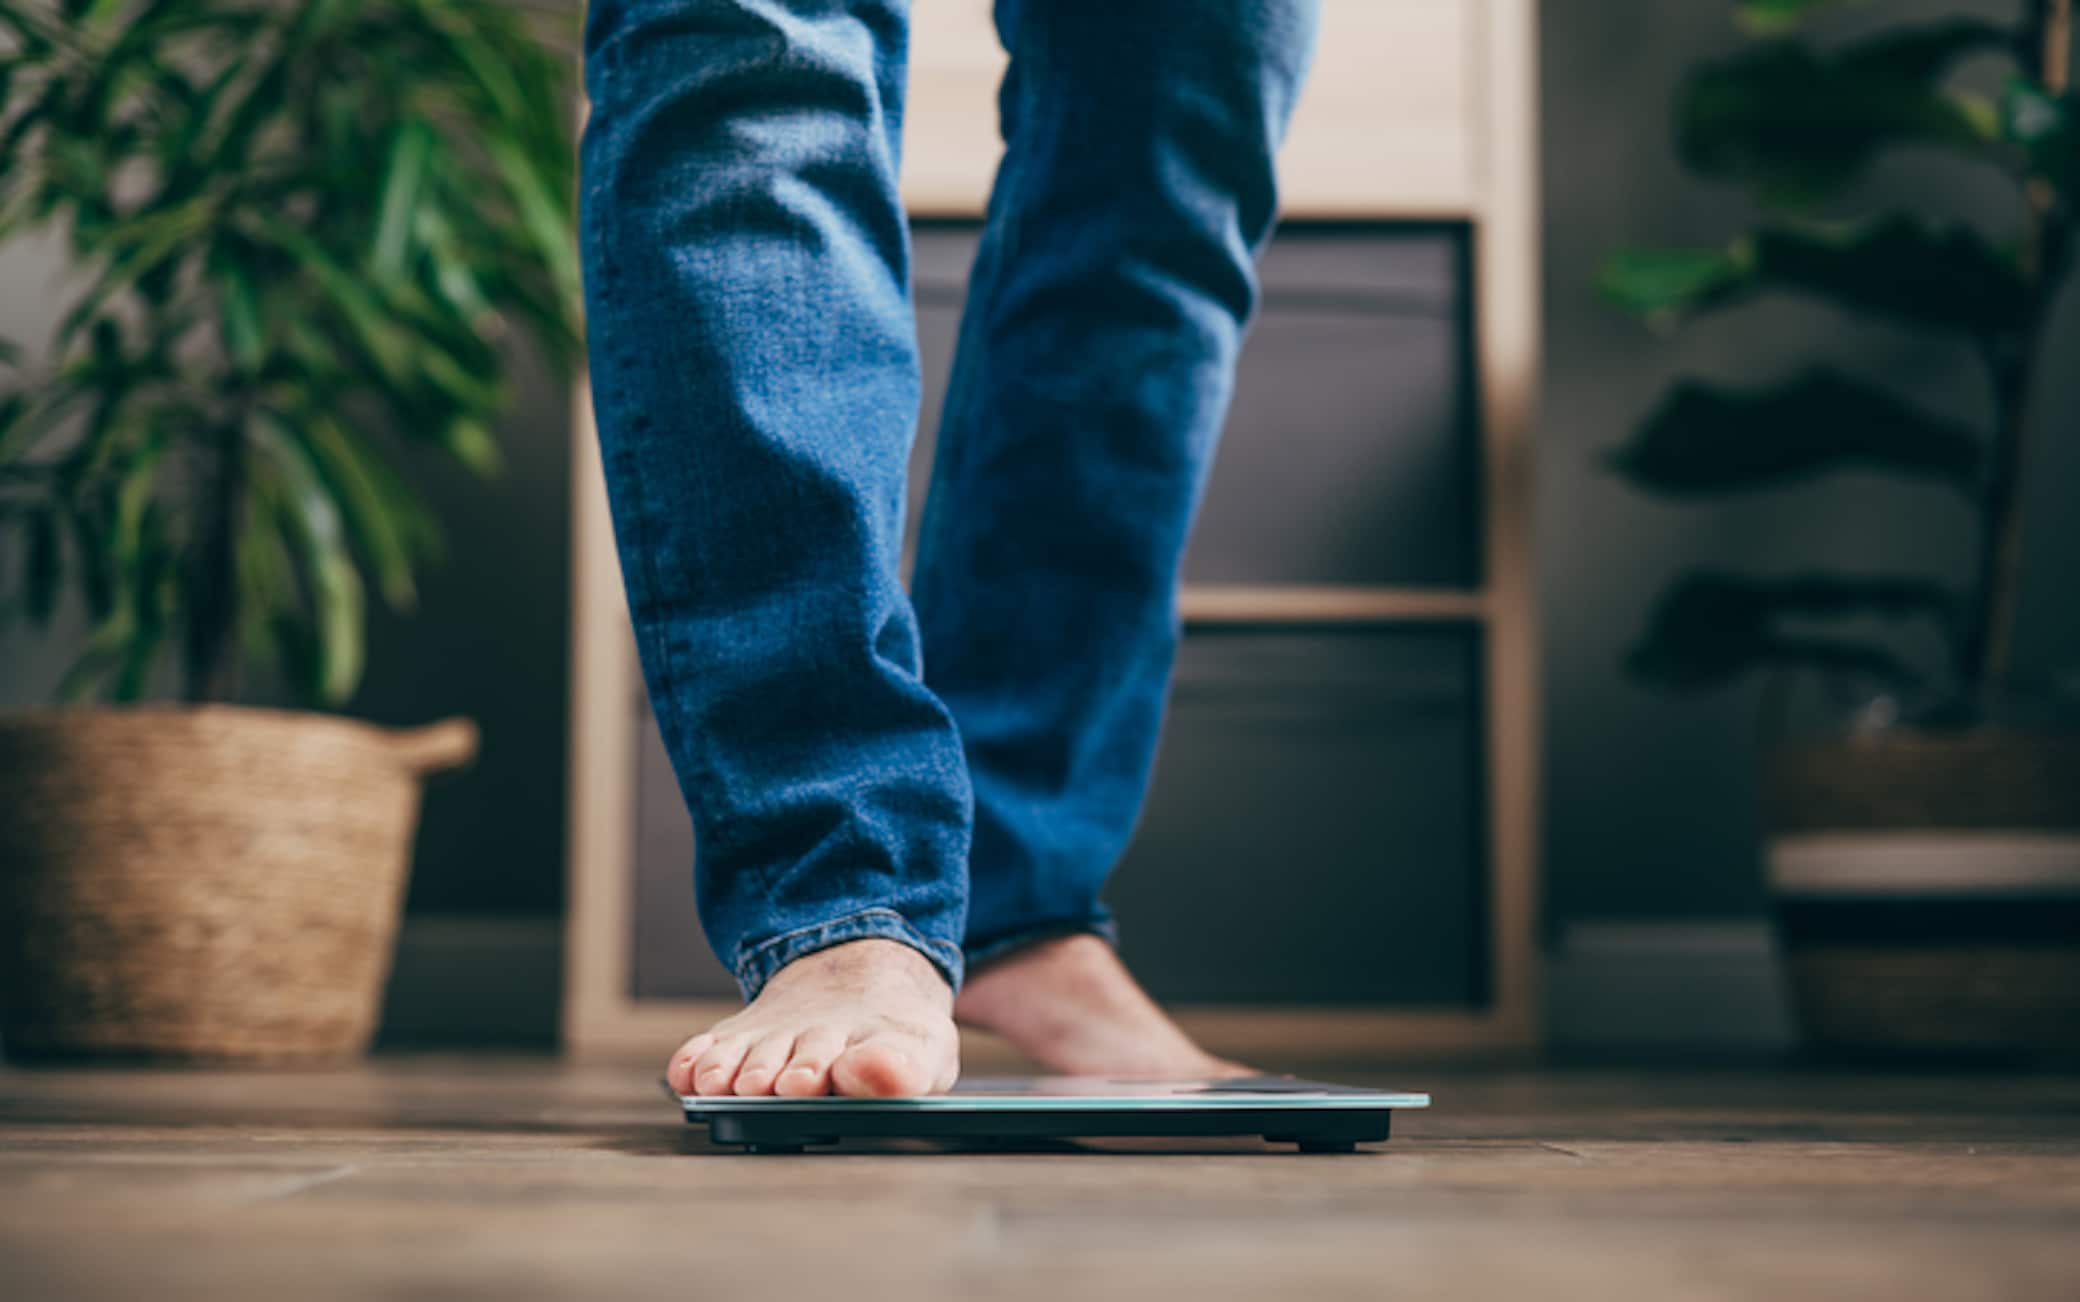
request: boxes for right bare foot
[663,938,959,1098]
[955,932,1249,1080]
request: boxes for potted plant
[0,0,578,1059]
[1602,0,2078,1058]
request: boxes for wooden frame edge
[1180,586,1486,625]
[1471,0,1545,1047]
[562,376,641,1054]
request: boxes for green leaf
[371,118,437,280]
[63,497,115,619]
[158,53,250,199]
[265,607,322,701]
[59,606,134,702]
[1628,571,1953,691]
[346,425,444,562]
[23,504,60,620]
[1746,220,2028,333]
[1602,217,2030,334]
[416,342,501,412]
[219,258,266,372]
[440,415,501,475]
[53,193,218,348]
[111,426,168,579]
[2003,78,2079,197]
[289,409,419,607]
[412,202,493,324]
[1735,0,1864,37]
[482,134,579,304]
[254,415,364,704]
[417,3,529,124]
[5,0,577,705]
[1678,22,2009,204]
[1601,245,1757,323]
[0,392,25,446]
[237,209,415,385]
[112,501,176,701]
[1608,368,1982,495]
[201,22,298,175]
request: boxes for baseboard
[381,913,1797,1054]
[378,915,564,1048]
[1546,919,1795,1053]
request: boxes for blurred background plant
[0,0,579,706]
[1602,0,2074,725]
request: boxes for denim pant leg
[579,0,972,997]
[912,0,1320,966]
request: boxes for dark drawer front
[1106,628,1488,1007]
[633,629,1488,1006]
[909,222,1479,588]
[633,222,1487,1003]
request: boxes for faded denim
[579,0,1318,997]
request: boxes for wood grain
[901,0,1481,218]
[2,1059,2076,1301]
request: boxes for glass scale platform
[669,1076,1430,1153]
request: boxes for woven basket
[1762,731,2080,1062]
[0,705,476,1062]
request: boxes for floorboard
[2,1057,2076,1300]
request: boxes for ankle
[767,938,953,1005]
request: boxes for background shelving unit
[565,0,1541,1060]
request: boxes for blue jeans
[580,0,1318,997]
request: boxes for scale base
[671,1076,1426,1154]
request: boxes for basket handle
[389,717,479,776]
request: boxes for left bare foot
[954,933,1250,1079]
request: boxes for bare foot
[955,933,1249,1079]
[663,939,959,1098]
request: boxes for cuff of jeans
[963,908,1120,973]
[732,907,966,1000]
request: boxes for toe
[666,1033,715,1095]
[831,1035,936,1098]
[774,1027,847,1098]
[730,1031,798,1096]
[691,1035,752,1096]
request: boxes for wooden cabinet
[569,0,1542,1059]
[1115,628,1488,1007]
[909,224,1481,589]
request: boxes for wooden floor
[2,1056,2077,1300]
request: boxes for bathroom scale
[667,1076,1429,1153]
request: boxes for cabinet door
[1107,628,1488,1007]
[632,630,1489,1006]
[909,222,1479,588]
[633,223,1487,1002]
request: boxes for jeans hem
[732,908,966,1000]
[963,909,1120,972]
